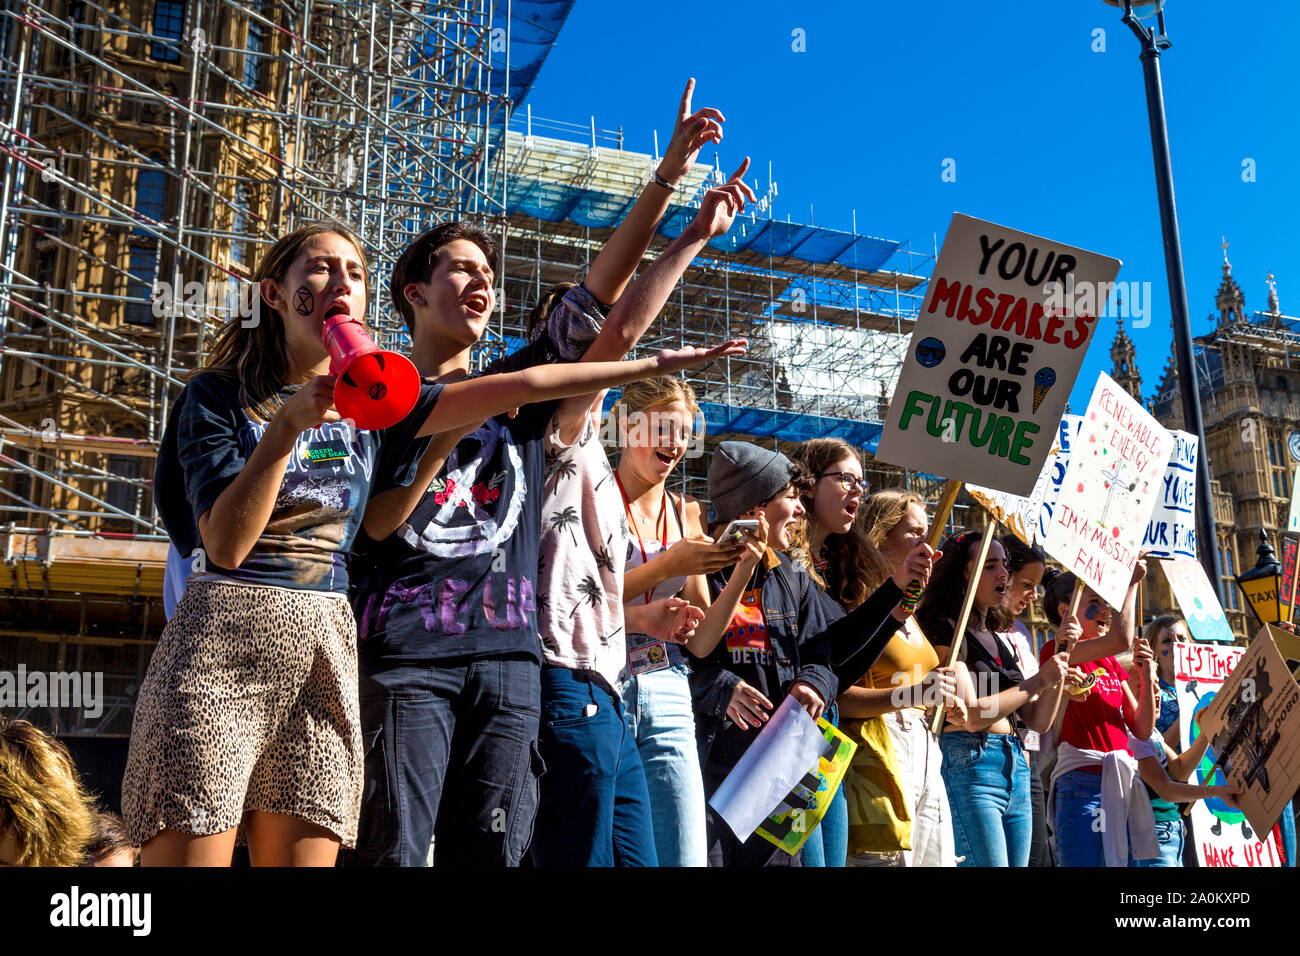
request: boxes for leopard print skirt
[123,579,362,848]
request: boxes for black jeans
[347,653,544,866]
[1028,748,1056,867]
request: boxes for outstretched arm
[583,78,724,306]
[415,341,747,439]
[554,162,755,443]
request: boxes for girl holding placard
[1040,568,1155,867]
[827,488,962,867]
[918,532,1072,867]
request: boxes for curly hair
[787,438,874,610]
[0,718,97,866]
[916,530,1013,644]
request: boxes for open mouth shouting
[654,450,677,469]
[324,301,350,320]
[462,289,491,316]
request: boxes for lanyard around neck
[615,471,668,605]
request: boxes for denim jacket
[692,550,837,774]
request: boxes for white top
[535,406,629,695]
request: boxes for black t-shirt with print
[350,285,606,665]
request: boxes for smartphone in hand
[717,519,760,547]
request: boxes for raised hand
[891,542,939,593]
[276,375,339,433]
[658,78,724,185]
[1132,636,1155,676]
[687,159,758,241]
[653,338,748,373]
[1055,613,1082,657]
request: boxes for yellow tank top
[863,617,940,712]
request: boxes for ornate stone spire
[1216,236,1245,325]
[1111,318,1142,401]
[1268,272,1281,314]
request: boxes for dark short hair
[82,811,137,866]
[389,222,499,332]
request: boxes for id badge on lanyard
[628,639,671,676]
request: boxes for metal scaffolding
[0,0,939,733]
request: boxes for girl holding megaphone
[124,221,745,867]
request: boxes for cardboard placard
[754,717,857,855]
[1160,558,1236,644]
[969,413,1083,546]
[875,214,1119,496]
[1175,641,1285,867]
[1194,627,1300,844]
[1282,538,1297,619]
[1141,430,1198,560]
[1042,372,1173,608]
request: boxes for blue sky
[522,0,1299,414]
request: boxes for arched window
[135,158,167,234]
[150,0,186,63]
[244,12,267,89]
[230,183,250,266]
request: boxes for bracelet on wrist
[651,169,677,191]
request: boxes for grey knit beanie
[708,441,798,526]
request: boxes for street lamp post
[1104,0,1226,600]
[1236,529,1284,629]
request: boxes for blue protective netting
[491,0,577,107]
[596,391,884,449]
[508,180,900,272]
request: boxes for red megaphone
[322,314,420,430]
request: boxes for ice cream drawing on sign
[1040,371,1173,609]
[875,213,1120,496]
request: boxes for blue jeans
[530,667,657,866]
[1053,767,1106,867]
[940,731,1032,867]
[348,654,543,867]
[1130,819,1184,867]
[802,703,848,868]
[620,664,707,866]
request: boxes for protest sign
[1282,538,1298,623]
[1141,430,1198,560]
[1174,641,1284,867]
[876,214,1119,496]
[1160,558,1235,644]
[1041,372,1173,608]
[755,717,857,855]
[707,696,828,842]
[968,413,1083,546]
[1195,627,1300,847]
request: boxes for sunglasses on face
[820,472,869,494]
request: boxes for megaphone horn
[322,314,420,431]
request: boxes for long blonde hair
[857,489,926,593]
[203,221,369,421]
[0,718,97,866]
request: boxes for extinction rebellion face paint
[293,287,315,316]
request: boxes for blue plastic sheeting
[597,391,883,449]
[658,210,899,272]
[506,179,900,272]
[491,0,577,108]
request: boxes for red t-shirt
[1041,639,1131,754]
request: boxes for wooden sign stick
[929,521,999,735]
[899,479,962,615]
